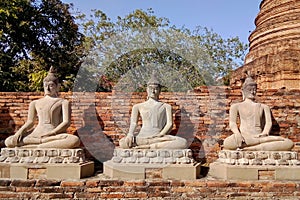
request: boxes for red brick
[61,180,85,187]
[0,180,11,186]
[35,179,61,187]
[98,180,124,187]
[100,192,124,199]
[123,180,146,186]
[40,187,64,193]
[85,180,99,187]
[0,192,19,198]
[184,180,206,187]
[86,187,103,193]
[11,180,36,187]
[207,181,229,187]
[171,187,194,193]
[124,192,148,198]
[15,187,39,192]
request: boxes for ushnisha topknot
[242,71,257,90]
[43,66,59,84]
[147,71,161,86]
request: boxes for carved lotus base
[111,148,195,164]
[104,148,200,179]
[216,150,300,166]
[0,148,94,179]
[209,150,300,180]
[0,148,86,164]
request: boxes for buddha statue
[223,74,294,151]
[5,67,80,149]
[119,73,187,149]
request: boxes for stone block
[104,148,200,180]
[209,162,300,180]
[4,162,94,179]
[0,148,94,179]
[209,150,300,180]
[104,160,200,180]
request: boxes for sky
[61,0,262,44]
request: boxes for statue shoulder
[230,102,241,110]
[162,102,172,109]
[260,103,270,110]
[60,98,69,104]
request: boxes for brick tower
[231,0,300,89]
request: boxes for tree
[75,9,247,92]
[0,0,84,91]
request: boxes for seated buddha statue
[119,73,187,149]
[223,74,294,151]
[5,67,80,149]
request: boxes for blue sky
[62,0,262,44]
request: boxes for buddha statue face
[44,80,58,97]
[147,84,161,100]
[43,66,59,97]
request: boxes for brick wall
[0,178,299,199]
[0,87,300,163]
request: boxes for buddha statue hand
[11,130,25,146]
[254,133,269,138]
[145,133,164,139]
[124,135,134,148]
[41,134,68,143]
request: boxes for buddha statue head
[147,72,161,100]
[43,66,60,97]
[242,72,257,100]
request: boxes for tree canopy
[75,9,248,92]
[0,0,84,91]
[0,4,247,92]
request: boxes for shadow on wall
[76,104,115,173]
[270,112,280,136]
[0,107,14,148]
[173,107,206,164]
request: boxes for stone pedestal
[209,150,300,180]
[0,148,94,179]
[104,149,201,180]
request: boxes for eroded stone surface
[0,148,86,164]
[216,150,300,166]
[111,148,195,164]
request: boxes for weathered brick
[124,191,148,198]
[171,186,194,193]
[15,187,39,192]
[147,180,170,187]
[0,186,14,192]
[60,180,85,187]
[207,180,229,187]
[85,180,99,187]
[123,180,146,186]
[98,180,124,187]
[39,193,74,199]
[11,179,36,187]
[35,179,61,187]
[184,180,206,187]
[100,192,124,199]
[40,187,64,193]
[0,192,19,199]
[0,180,11,187]
[86,187,103,193]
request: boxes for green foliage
[76,9,247,92]
[1,4,247,92]
[0,0,84,91]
